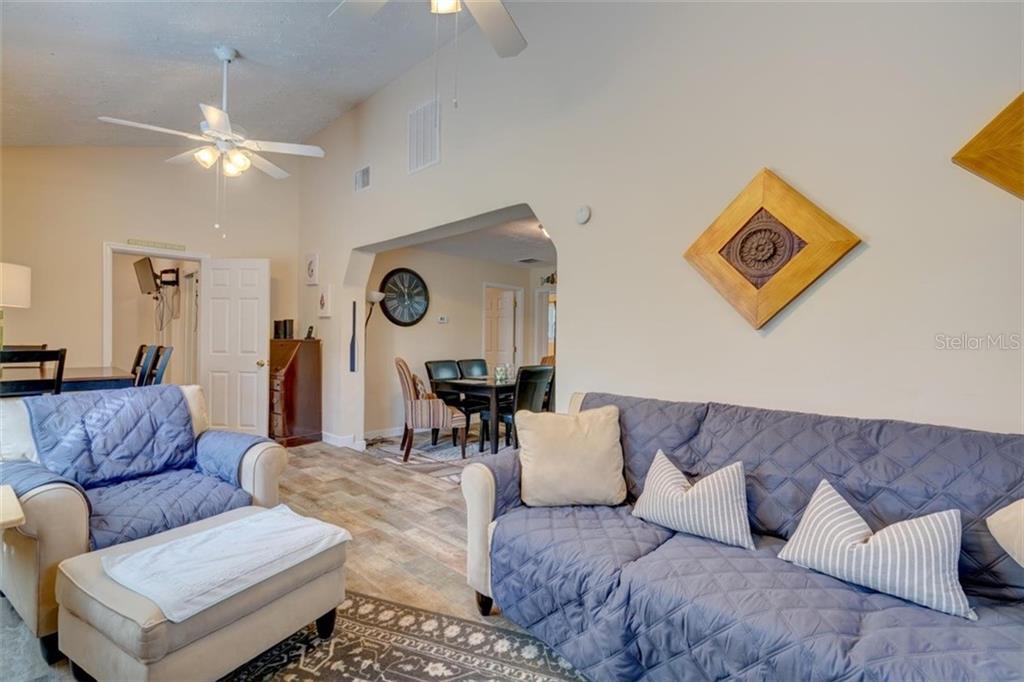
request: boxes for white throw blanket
[102,505,352,622]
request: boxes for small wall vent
[408,98,440,174]
[354,166,371,192]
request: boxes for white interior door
[484,287,517,367]
[199,258,270,435]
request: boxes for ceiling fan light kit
[430,0,461,15]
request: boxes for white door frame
[102,241,209,367]
[533,287,556,364]
[481,282,524,366]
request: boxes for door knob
[256,360,266,368]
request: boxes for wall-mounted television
[134,257,159,295]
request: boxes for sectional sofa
[462,393,1024,680]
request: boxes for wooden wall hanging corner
[952,91,1024,200]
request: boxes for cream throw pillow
[987,499,1024,567]
[516,406,627,507]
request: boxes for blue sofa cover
[487,393,1024,681]
[13,386,264,549]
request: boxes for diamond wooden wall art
[684,169,860,329]
[952,91,1024,200]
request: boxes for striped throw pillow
[632,450,754,550]
[778,479,976,620]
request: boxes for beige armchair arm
[2,483,90,638]
[238,441,289,507]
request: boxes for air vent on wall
[354,166,370,191]
[518,258,543,264]
[408,98,440,174]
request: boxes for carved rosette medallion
[684,169,860,329]
[719,209,806,289]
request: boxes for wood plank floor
[283,442,514,628]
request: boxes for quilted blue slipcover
[21,386,261,549]
[488,393,1024,681]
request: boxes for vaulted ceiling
[1,0,474,146]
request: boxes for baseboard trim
[364,426,405,440]
[322,432,367,451]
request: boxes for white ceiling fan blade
[200,103,232,136]
[463,0,527,58]
[165,147,206,165]
[241,139,326,158]
[328,0,388,19]
[98,116,207,142]
[248,153,290,180]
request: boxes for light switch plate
[438,315,449,324]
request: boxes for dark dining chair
[129,344,147,381]
[424,360,487,446]
[0,348,67,397]
[480,365,555,451]
[134,346,159,387]
[1,344,48,369]
[457,358,488,378]
[151,346,173,385]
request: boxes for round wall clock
[379,268,429,326]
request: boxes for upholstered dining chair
[425,360,487,446]
[480,365,554,451]
[396,358,467,461]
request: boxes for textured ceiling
[1,0,474,145]
[416,219,557,268]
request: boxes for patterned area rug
[224,592,583,682]
[365,430,515,484]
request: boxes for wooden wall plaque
[684,169,860,329]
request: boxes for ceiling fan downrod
[214,46,237,112]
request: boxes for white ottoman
[55,507,346,682]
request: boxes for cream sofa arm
[461,463,497,597]
[2,483,90,637]
[238,441,289,507]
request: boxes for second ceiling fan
[331,0,527,58]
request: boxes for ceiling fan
[330,0,527,59]
[97,47,325,180]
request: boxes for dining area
[0,344,173,397]
[395,356,555,459]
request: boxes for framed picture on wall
[304,253,319,286]
[318,284,333,318]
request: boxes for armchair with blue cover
[0,384,289,661]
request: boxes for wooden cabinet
[269,339,322,447]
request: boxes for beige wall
[300,2,1023,440]
[364,246,533,434]
[1,146,300,367]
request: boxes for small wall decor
[379,268,429,326]
[952,91,1024,200]
[304,253,319,286]
[317,284,333,318]
[684,169,860,329]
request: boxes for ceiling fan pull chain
[452,10,459,109]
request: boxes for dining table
[429,376,516,454]
[0,366,135,396]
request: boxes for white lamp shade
[0,263,31,308]
[367,291,386,304]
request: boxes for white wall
[1,146,300,366]
[299,2,1023,439]
[364,246,534,435]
